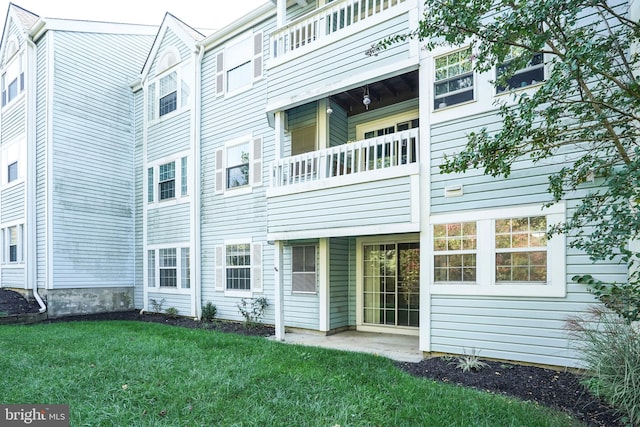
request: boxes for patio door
[362,242,420,328]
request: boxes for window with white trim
[147,155,189,204]
[1,38,24,109]
[7,161,17,183]
[433,222,476,282]
[215,136,262,194]
[215,242,262,294]
[434,46,474,110]
[292,245,317,293]
[146,48,191,121]
[147,246,190,289]
[215,31,263,96]
[496,46,544,93]
[431,204,566,297]
[2,224,23,264]
[1,138,24,187]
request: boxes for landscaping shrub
[201,302,217,322]
[567,306,640,426]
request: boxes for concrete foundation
[40,287,135,318]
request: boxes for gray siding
[146,110,191,162]
[329,237,352,329]
[1,102,25,142]
[147,204,190,245]
[147,291,191,316]
[50,31,153,288]
[148,28,191,81]
[269,12,412,103]
[428,110,627,367]
[1,267,25,288]
[1,183,24,223]
[199,16,276,324]
[268,175,416,236]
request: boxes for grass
[0,321,583,426]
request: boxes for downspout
[193,44,205,319]
[26,35,46,313]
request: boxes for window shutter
[253,32,263,80]
[252,137,262,187]
[215,246,224,291]
[216,51,224,96]
[252,243,262,292]
[215,149,224,193]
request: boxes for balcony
[272,0,408,60]
[266,129,421,240]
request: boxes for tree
[380,0,640,321]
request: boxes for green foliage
[566,307,640,425]
[237,297,268,326]
[165,307,179,319]
[451,348,489,373]
[0,322,583,426]
[149,298,165,313]
[574,273,640,323]
[380,0,640,318]
[201,302,217,322]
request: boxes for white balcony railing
[272,0,407,59]
[271,128,419,188]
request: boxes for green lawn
[0,321,582,426]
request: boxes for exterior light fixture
[363,85,371,110]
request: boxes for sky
[0,0,270,34]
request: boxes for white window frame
[146,244,191,293]
[146,152,190,205]
[216,239,263,297]
[216,134,262,197]
[145,47,191,122]
[495,46,545,94]
[291,245,318,294]
[217,30,263,98]
[1,138,25,188]
[433,46,475,110]
[430,203,566,297]
[1,38,24,109]
[1,223,24,265]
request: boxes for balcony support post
[274,240,285,341]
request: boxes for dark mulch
[0,289,626,426]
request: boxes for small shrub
[201,302,217,322]
[149,298,165,313]
[165,307,179,318]
[566,306,640,425]
[237,297,268,327]
[450,348,488,373]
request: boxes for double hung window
[226,244,251,291]
[159,72,177,116]
[496,46,544,93]
[226,143,250,189]
[147,155,188,204]
[147,246,190,289]
[215,242,262,295]
[292,245,317,293]
[434,47,474,109]
[158,161,175,200]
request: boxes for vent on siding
[444,184,464,198]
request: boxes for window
[148,249,156,287]
[147,156,189,204]
[496,47,544,93]
[434,47,474,109]
[181,248,190,289]
[181,156,188,196]
[7,161,17,183]
[226,244,251,290]
[8,226,18,262]
[159,248,177,287]
[147,246,190,289]
[226,142,250,189]
[495,217,547,282]
[292,246,316,293]
[431,204,566,297]
[433,222,476,283]
[158,162,175,200]
[1,49,24,108]
[216,31,263,96]
[159,72,177,116]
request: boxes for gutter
[193,44,205,319]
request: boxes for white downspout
[26,36,46,313]
[193,44,205,318]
